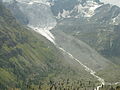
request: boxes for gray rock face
[3,0,56,28]
[17,2,56,27]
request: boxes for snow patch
[74,4,83,13]
[82,1,102,17]
[61,9,70,18]
[57,9,71,19]
[111,14,120,25]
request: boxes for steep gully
[30,26,120,90]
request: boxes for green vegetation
[0,2,98,90]
[0,1,120,90]
[24,78,97,90]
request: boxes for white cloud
[101,0,120,7]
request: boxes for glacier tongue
[14,0,57,44]
[29,26,56,44]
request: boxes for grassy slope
[0,3,98,90]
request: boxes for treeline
[25,78,97,90]
[1,77,120,90]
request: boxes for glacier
[29,25,56,44]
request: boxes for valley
[0,0,120,90]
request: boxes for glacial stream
[58,47,120,90]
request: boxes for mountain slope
[51,2,120,65]
[54,4,120,65]
[51,18,120,82]
[0,2,98,90]
[1,0,120,89]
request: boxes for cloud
[100,0,120,7]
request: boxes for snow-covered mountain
[50,0,102,19]
[57,1,102,19]
[50,0,120,22]
[3,0,120,43]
